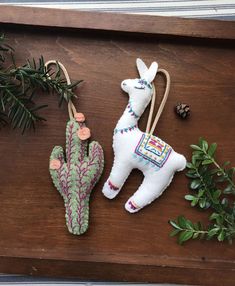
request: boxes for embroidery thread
[137,79,153,90]
[128,200,140,211]
[127,101,140,119]
[134,134,172,169]
[114,124,137,134]
[108,180,119,191]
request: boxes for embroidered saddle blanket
[134,133,172,169]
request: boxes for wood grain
[0,6,235,286]
[0,5,235,40]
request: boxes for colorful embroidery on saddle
[134,134,172,169]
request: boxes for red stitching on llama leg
[128,200,140,210]
[108,180,119,191]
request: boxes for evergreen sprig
[0,34,13,64]
[0,34,82,132]
[169,138,235,245]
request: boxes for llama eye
[134,86,145,90]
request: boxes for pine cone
[175,103,190,119]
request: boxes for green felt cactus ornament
[48,61,104,235]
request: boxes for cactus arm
[87,141,104,188]
[66,119,87,165]
[49,146,65,196]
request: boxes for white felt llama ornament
[102,58,186,213]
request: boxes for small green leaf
[191,198,199,207]
[192,150,203,156]
[208,143,217,157]
[169,220,182,230]
[223,161,230,167]
[210,212,220,221]
[213,189,221,199]
[169,229,181,237]
[194,222,201,231]
[202,140,208,152]
[178,216,187,228]
[185,219,194,230]
[217,230,225,242]
[211,214,223,225]
[199,198,206,208]
[199,165,208,174]
[198,137,204,148]
[192,232,199,239]
[187,169,197,174]
[227,168,235,180]
[190,144,202,151]
[192,155,197,165]
[208,168,219,176]
[186,162,194,169]
[223,185,233,194]
[190,179,201,190]
[192,154,203,162]
[205,201,211,209]
[178,231,193,245]
[221,198,228,207]
[195,160,201,168]
[186,172,198,179]
[208,228,219,238]
[202,159,213,165]
[198,189,205,197]
[185,195,195,201]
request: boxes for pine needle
[0,34,82,133]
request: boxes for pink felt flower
[74,112,85,123]
[50,159,61,170]
[77,127,91,141]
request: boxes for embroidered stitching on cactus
[134,134,172,168]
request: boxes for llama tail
[170,151,187,172]
[176,153,187,171]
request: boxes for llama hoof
[125,199,141,213]
[102,181,120,199]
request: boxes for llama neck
[115,99,146,130]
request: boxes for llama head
[121,59,158,109]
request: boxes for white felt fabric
[102,58,186,213]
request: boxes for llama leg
[102,158,133,199]
[125,171,174,213]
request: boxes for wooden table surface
[0,6,235,286]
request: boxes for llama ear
[144,61,158,83]
[136,58,148,78]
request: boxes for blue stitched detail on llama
[134,134,172,168]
